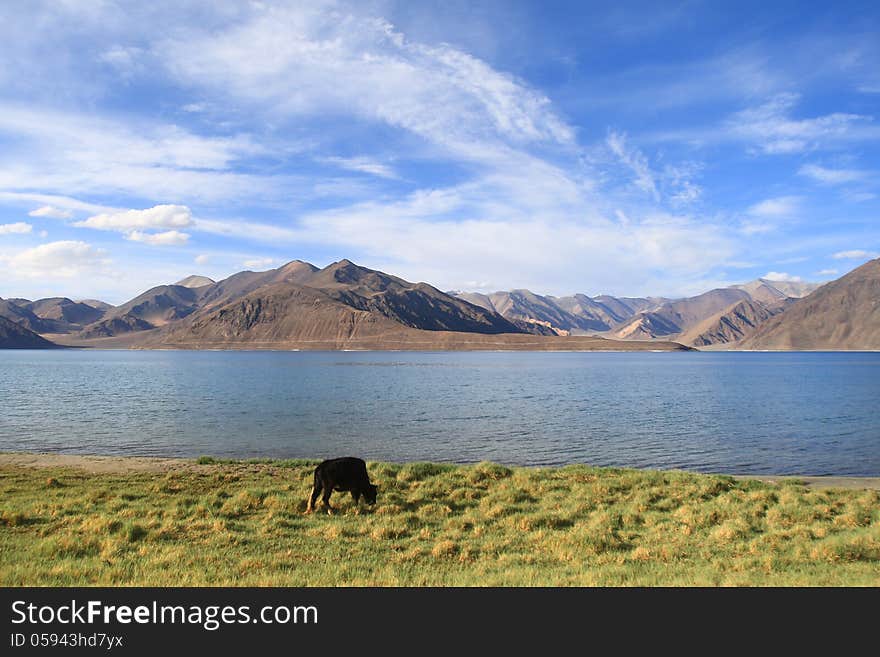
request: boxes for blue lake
[1,350,879,476]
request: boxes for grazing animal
[306,457,378,514]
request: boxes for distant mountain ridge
[0,259,689,351]
[451,277,822,347]
[0,296,110,334]
[6,257,871,351]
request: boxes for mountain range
[0,260,687,351]
[450,277,822,347]
[1,256,877,351]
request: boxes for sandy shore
[0,452,211,475]
[1,452,878,490]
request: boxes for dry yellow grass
[1,458,878,586]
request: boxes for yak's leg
[306,484,321,514]
[322,488,335,515]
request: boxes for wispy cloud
[726,93,873,154]
[748,196,801,217]
[832,249,878,260]
[160,5,574,168]
[125,230,190,246]
[319,156,399,180]
[740,196,802,235]
[28,205,73,220]
[76,205,193,232]
[0,192,114,215]
[0,222,32,235]
[242,257,278,270]
[762,271,802,282]
[798,163,871,185]
[3,241,109,279]
[0,104,274,204]
[605,131,659,201]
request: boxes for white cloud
[319,156,399,180]
[242,257,277,270]
[159,5,574,166]
[739,221,775,236]
[0,103,258,171]
[727,93,874,154]
[0,104,273,203]
[0,222,32,235]
[76,205,193,231]
[192,218,301,243]
[28,205,73,219]
[762,271,802,282]
[0,192,114,215]
[747,196,801,217]
[125,230,190,246]
[290,185,737,297]
[194,254,210,265]
[798,164,870,185]
[3,241,109,279]
[606,131,659,201]
[816,268,838,276]
[842,191,876,202]
[832,249,878,259]
[740,196,802,235]
[98,45,145,74]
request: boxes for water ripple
[1,350,879,475]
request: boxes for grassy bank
[1,457,878,586]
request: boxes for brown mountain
[194,260,320,313]
[452,289,667,334]
[107,284,207,325]
[740,258,880,350]
[679,298,792,347]
[174,275,215,289]
[306,260,520,334]
[451,278,823,346]
[1,296,110,334]
[56,258,686,351]
[0,315,57,348]
[79,315,155,339]
[553,293,658,329]
[13,258,691,351]
[151,282,688,351]
[0,298,55,333]
[733,278,820,304]
[610,288,750,340]
[454,290,585,334]
[78,299,115,312]
[29,297,106,328]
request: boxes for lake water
[1,350,879,476]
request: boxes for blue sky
[0,0,878,304]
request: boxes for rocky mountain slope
[0,315,57,348]
[679,298,793,347]
[740,258,880,350]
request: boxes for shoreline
[2,451,878,490]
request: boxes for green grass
[1,459,878,586]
